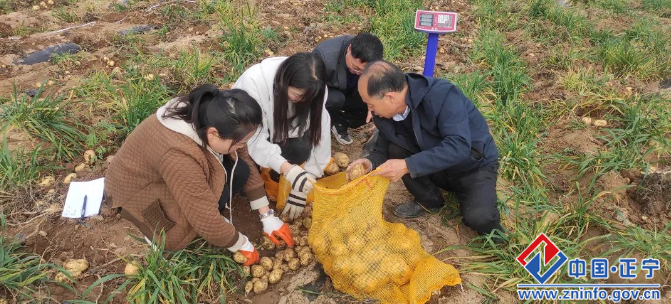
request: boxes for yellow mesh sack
[276,158,337,211]
[305,172,462,304]
[276,169,343,211]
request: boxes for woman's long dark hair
[272,53,326,147]
[162,84,262,148]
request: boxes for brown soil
[1,0,669,302]
[630,168,671,222]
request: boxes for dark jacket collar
[405,73,432,109]
[337,37,353,89]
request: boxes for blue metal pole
[423,33,439,77]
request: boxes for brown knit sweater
[105,114,266,251]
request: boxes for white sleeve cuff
[250,196,270,210]
[227,232,245,252]
[268,155,287,174]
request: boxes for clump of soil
[631,168,671,216]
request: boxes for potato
[299,236,308,246]
[268,269,283,284]
[39,176,55,188]
[273,258,282,270]
[253,279,268,293]
[281,263,289,272]
[381,255,410,284]
[277,240,287,249]
[310,237,327,255]
[346,235,365,251]
[348,163,366,181]
[334,152,349,168]
[302,217,312,229]
[330,243,347,256]
[331,259,347,273]
[288,258,301,271]
[303,206,313,218]
[299,251,313,266]
[251,265,266,278]
[57,259,89,282]
[242,265,251,276]
[74,163,88,173]
[261,236,276,250]
[64,259,89,274]
[233,252,247,264]
[279,213,290,223]
[245,281,254,294]
[324,162,340,176]
[275,250,285,260]
[260,257,273,271]
[332,259,365,276]
[391,264,412,285]
[283,248,296,261]
[289,224,301,236]
[124,262,140,275]
[55,272,70,282]
[251,277,260,284]
[261,274,269,284]
[294,245,303,253]
[348,260,367,276]
[354,275,380,294]
[593,119,607,127]
[63,173,77,184]
[298,246,312,255]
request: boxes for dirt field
[1,0,670,303]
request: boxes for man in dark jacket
[348,60,504,236]
[313,33,383,145]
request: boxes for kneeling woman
[234,53,331,220]
[105,84,294,265]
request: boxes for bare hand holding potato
[346,159,373,181]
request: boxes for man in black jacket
[313,33,383,145]
[348,60,504,237]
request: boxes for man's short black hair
[361,60,406,98]
[349,33,383,63]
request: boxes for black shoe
[331,126,353,145]
[393,202,441,219]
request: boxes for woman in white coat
[233,52,331,221]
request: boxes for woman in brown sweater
[105,84,294,265]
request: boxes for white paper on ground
[61,177,105,219]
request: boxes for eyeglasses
[351,65,364,74]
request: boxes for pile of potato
[233,210,315,295]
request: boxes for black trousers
[269,136,312,182]
[388,142,503,235]
[218,156,250,213]
[326,88,368,132]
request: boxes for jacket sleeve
[237,146,266,201]
[365,127,392,170]
[159,149,240,248]
[303,86,331,178]
[233,71,288,174]
[405,86,472,178]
